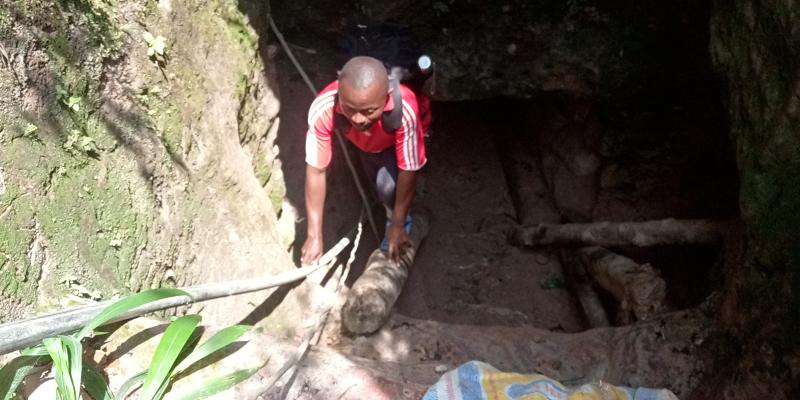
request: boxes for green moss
[35,161,150,296]
[268,183,285,213]
[218,0,261,52]
[47,33,74,64]
[254,158,272,187]
[0,8,14,38]
[0,187,37,303]
[56,0,123,58]
[135,86,186,156]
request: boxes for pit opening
[269,0,741,395]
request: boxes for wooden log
[496,132,561,225]
[576,246,667,322]
[559,249,610,328]
[512,218,731,248]
[341,212,430,335]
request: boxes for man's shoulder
[311,81,338,106]
[308,81,338,121]
[317,80,339,98]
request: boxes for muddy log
[576,246,667,322]
[513,218,731,247]
[559,249,611,328]
[341,212,430,335]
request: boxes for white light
[418,55,432,70]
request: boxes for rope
[261,211,364,398]
[268,15,381,242]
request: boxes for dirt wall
[0,0,303,332]
[709,0,800,396]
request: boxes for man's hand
[386,223,410,263]
[301,235,323,265]
[303,164,326,265]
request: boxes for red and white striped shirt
[305,80,427,171]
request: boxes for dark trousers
[357,147,398,212]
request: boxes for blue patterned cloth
[423,361,677,400]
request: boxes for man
[301,56,427,264]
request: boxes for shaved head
[338,56,389,92]
[337,56,390,132]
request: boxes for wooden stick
[513,219,731,248]
[341,212,430,335]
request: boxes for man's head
[338,56,389,132]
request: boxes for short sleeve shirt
[305,80,427,171]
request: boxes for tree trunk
[341,212,430,335]
[513,219,731,247]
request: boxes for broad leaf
[139,315,201,400]
[44,336,83,400]
[82,364,114,400]
[20,344,49,357]
[0,355,47,400]
[166,365,262,400]
[76,288,190,340]
[173,325,250,376]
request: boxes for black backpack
[335,24,429,132]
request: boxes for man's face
[338,81,387,132]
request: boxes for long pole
[0,234,353,355]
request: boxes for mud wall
[0,0,302,331]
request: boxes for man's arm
[386,169,417,262]
[301,164,326,264]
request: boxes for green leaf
[116,370,146,400]
[82,364,114,400]
[0,356,47,400]
[76,288,190,340]
[139,315,201,400]
[142,31,155,45]
[23,123,38,136]
[166,365,262,400]
[153,38,166,56]
[173,325,250,376]
[67,96,81,111]
[541,275,566,290]
[43,336,83,400]
[20,345,49,357]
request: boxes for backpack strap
[382,78,403,132]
